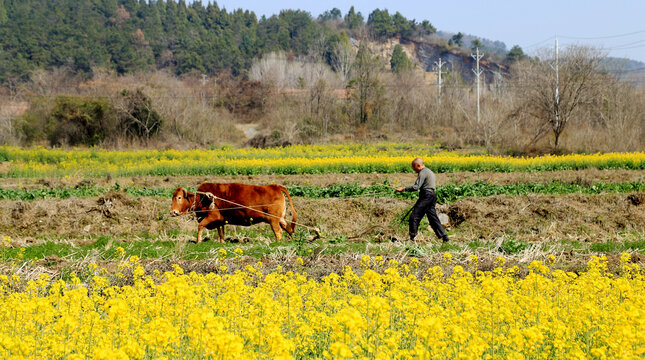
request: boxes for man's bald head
[411,157,425,173]
[412,157,424,166]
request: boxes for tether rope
[194,191,322,236]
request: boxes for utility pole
[433,57,446,99]
[471,47,484,123]
[554,37,560,131]
[200,74,209,106]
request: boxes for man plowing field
[396,157,450,243]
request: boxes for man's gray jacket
[404,167,436,192]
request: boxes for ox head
[170,187,193,216]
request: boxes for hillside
[0,0,517,85]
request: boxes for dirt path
[0,169,643,190]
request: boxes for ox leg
[278,202,294,238]
[196,224,205,244]
[217,226,225,244]
[279,218,294,238]
[269,220,284,242]
[196,215,219,243]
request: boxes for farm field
[0,144,644,359]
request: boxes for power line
[605,38,645,50]
[603,67,645,74]
[558,29,645,40]
[524,36,556,49]
[607,43,645,51]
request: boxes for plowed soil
[2,191,643,245]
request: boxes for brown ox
[170,183,297,243]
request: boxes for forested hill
[0,0,265,82]
[0,0,502,83]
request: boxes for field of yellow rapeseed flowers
[0,255,642,360]
[1,144,644,177]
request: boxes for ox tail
[279,186,298,234]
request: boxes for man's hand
[395,187,404,192]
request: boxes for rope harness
[175,184,409,241]
[184,190,321,238]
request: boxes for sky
[209,0,645,63]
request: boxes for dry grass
[1,192,643,244]
[2,245,643,283]
[447,193,645,242]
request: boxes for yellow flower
[547,254,556,265]
[495,256,506,267]
[360,255,371,268]
[4,145,643,177]
[0,250,642,359]
[374,256,385,267]
[133,265,145,278]
[115,246,126,258]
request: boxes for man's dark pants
[409,189,448,241]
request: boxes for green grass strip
[1,234,643,266]
[1,181,642,203]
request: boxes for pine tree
[367,9,394,40]
[344,6,363,30]
[390,44,412,73]
[507,45,526,62]
[0,0,8,24]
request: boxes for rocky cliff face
[412,40,507,83]
[354,37,508,84]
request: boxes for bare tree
[114,89,162,141]
[348,42,384,125]
[250,52,339,89]
[596,78,645,152]
[513,46,605,150]
[0,98,18,145]
[25,67,76,96]
[330,38,354,85]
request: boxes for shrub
[45,96,115,146]
[15,96,54,143]
[117,89,162,140]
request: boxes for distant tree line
[0,1,446,83]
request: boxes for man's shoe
[442,235,450,243]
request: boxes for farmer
[396,157,449,243]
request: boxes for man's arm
[396,170,426,192]
[404,175,421,192]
